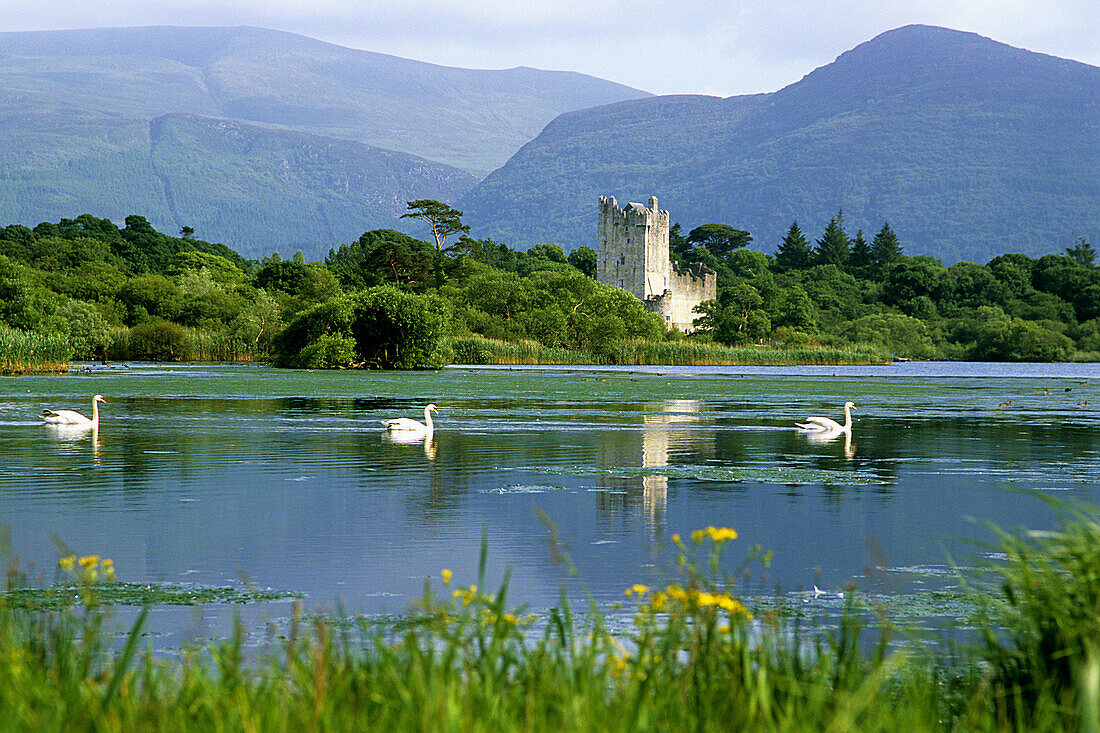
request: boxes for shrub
[125,320,189,361]
[273,286,450,369]
[295,333,357,368]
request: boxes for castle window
[617,254,626,266]
[619,279,625,288]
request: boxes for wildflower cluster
[691,526,739,544]
[58,555,115,584]
[648,584,750,617]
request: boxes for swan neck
[424,407,433,432]
[843,404,851,430]
[91,398,99,426]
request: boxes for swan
[41,395,106,427]
[796,401,855,433]
[382,404,437,435]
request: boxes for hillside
[0,26,648,258]
[461,25,1100,264]
[0,26,648,175]
[0,112,476,260]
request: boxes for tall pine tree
[815,211,850,270]
[870,221,904,276]
[774,221,813,271]
[848,229,872,278]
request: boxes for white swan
[41,395,106,427]
[382,404,437,435]
[796,401,855,433]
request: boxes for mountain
[461,25,1100,265]
[0,26,648,258]
[0,111,477,260]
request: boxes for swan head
[94,395,107,404]
[426,404,438,414]
[844,401,856,410]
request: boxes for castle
[596,196,716,332]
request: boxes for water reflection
[43,424,103,463]
[382,430,438,459]
[801,428,854,460]
[596,400,712,530]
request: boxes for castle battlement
[596,195,716,332]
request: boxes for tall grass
[7,506,1100,731]
[450,335,888,366]
[106,324,257,362]
[0,325,71,373]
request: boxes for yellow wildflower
[58,555,76,571]
[441,568,453,585]
[452,584,478,606]
[624,583,650,597]
[78,555,99,569]
[691,526,739,544]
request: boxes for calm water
[1,361,1098,641]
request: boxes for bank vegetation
[0,206,1094,370]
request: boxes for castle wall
[596,195,716,333]
[648,264,718,331]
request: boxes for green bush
[273,286,450,369]
[296,333,357,368]
[125,320,190,361]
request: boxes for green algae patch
[2,582,301,612]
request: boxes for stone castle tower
[596,196,716,332]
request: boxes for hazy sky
[3,1,1098,96]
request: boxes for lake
[1,361,1098,643]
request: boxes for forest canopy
[0,208,1095,368]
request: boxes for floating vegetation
[530,462,887,486]
[2,582,301,612]
[481,483,567,494]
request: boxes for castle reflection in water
[594,400,711,529]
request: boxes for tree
[1066,238,1096,268]
[815,211,850,269]
[686,223,751,260]
[567,246,597,278]
[400,200,469,287]
[179,226,195,240]
[848,230,872,278]
[774,221,814,271]
[870,222,904,275]
[230,290,284,354]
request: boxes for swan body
[796,401,855,433]
[41,395,106,426]
[382,404,437,435]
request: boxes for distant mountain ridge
[0,25,648,174]
[462,25,1100,264]
[0,25,648,257]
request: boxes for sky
[1,0,1098,96]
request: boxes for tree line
[0,203,1095,368]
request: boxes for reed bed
[106,325,258,362]
[0,325,71,373]
[450,335,888,366]
[6,503,1100,731]
[184,329,256,362]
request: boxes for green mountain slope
[461,25,1100,264]
[0,111,477,260]
[0,26,649,175]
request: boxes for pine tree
[815,211,850,270]
[774,221,813,271]
[1066,237,1096,268]
[848,229,872,278]
[870,221,904,276]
